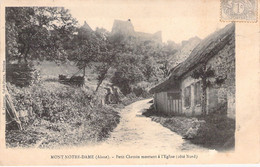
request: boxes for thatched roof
[150,23,235,94]
[149,64,181,94]
[150,76,180,94]
[171,23,235,78]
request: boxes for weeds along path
[94,99,209,153]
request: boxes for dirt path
[98,99,209,152]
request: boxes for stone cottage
[150,23,235,119]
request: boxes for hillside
[168,36,201,69]
[5,8,193,148]
[34,61,114,91]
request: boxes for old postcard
[0,0,259,165]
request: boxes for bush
[7,83,93,122]
[208,102,227,115]
[6,82,120,148]
[111,54,146,95]
[193,114,235,150]
[6,63,41,87]
[131,82,150,97]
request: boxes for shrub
[7,83,93,122]
[6,63,41,87]
[132,81,151,97]
[6,82,120,148]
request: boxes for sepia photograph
[5,5,235,151]
[0,0,259,165]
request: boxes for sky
[66,0,228,43]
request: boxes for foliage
[94,29,178,92]
[191,66,215,80]
[191,65,215,115]
[6,7,78,64]
[6,63,41,87]
[6,7,78,89]
[120,35,178,79]
[194,114,235,150]
[159,61,171,78]
[111,54,146,95]
[68,26,107,74]
[94,30,172,95]
[6,7,180,93]
[215,75,227,86]
[95,64,110,91]
[141,55,157,81]
[6,83,120,148]
[7,83,92,122]
[131,81,152,97]
[92,30,123,91]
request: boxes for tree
[191,64,215,115]
[69,28,96,76]
[6,7,78,87]
[95,64,110,91]
[159,61,171,78]
[69,25,114,81]
[111,54,145,95]
[141,55,156,81]
[6,7,77,64]
[94,31,126,91]
[129,39,178,79]
[93,28,179,93]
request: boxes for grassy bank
[6,82,120,148]
[142,105,235,151]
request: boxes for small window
[184,86,191,107]
[194,81,201,105]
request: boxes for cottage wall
[180,32,235,118]
[154,91,168,113]
[206,33,235,119]
[180,76,202,116]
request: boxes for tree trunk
[23,45,30,63]
[95,66,110,92]
[83,62,86,77]
[201,78,207,116]
[95,80,103,92]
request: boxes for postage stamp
[221,0,258,22]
